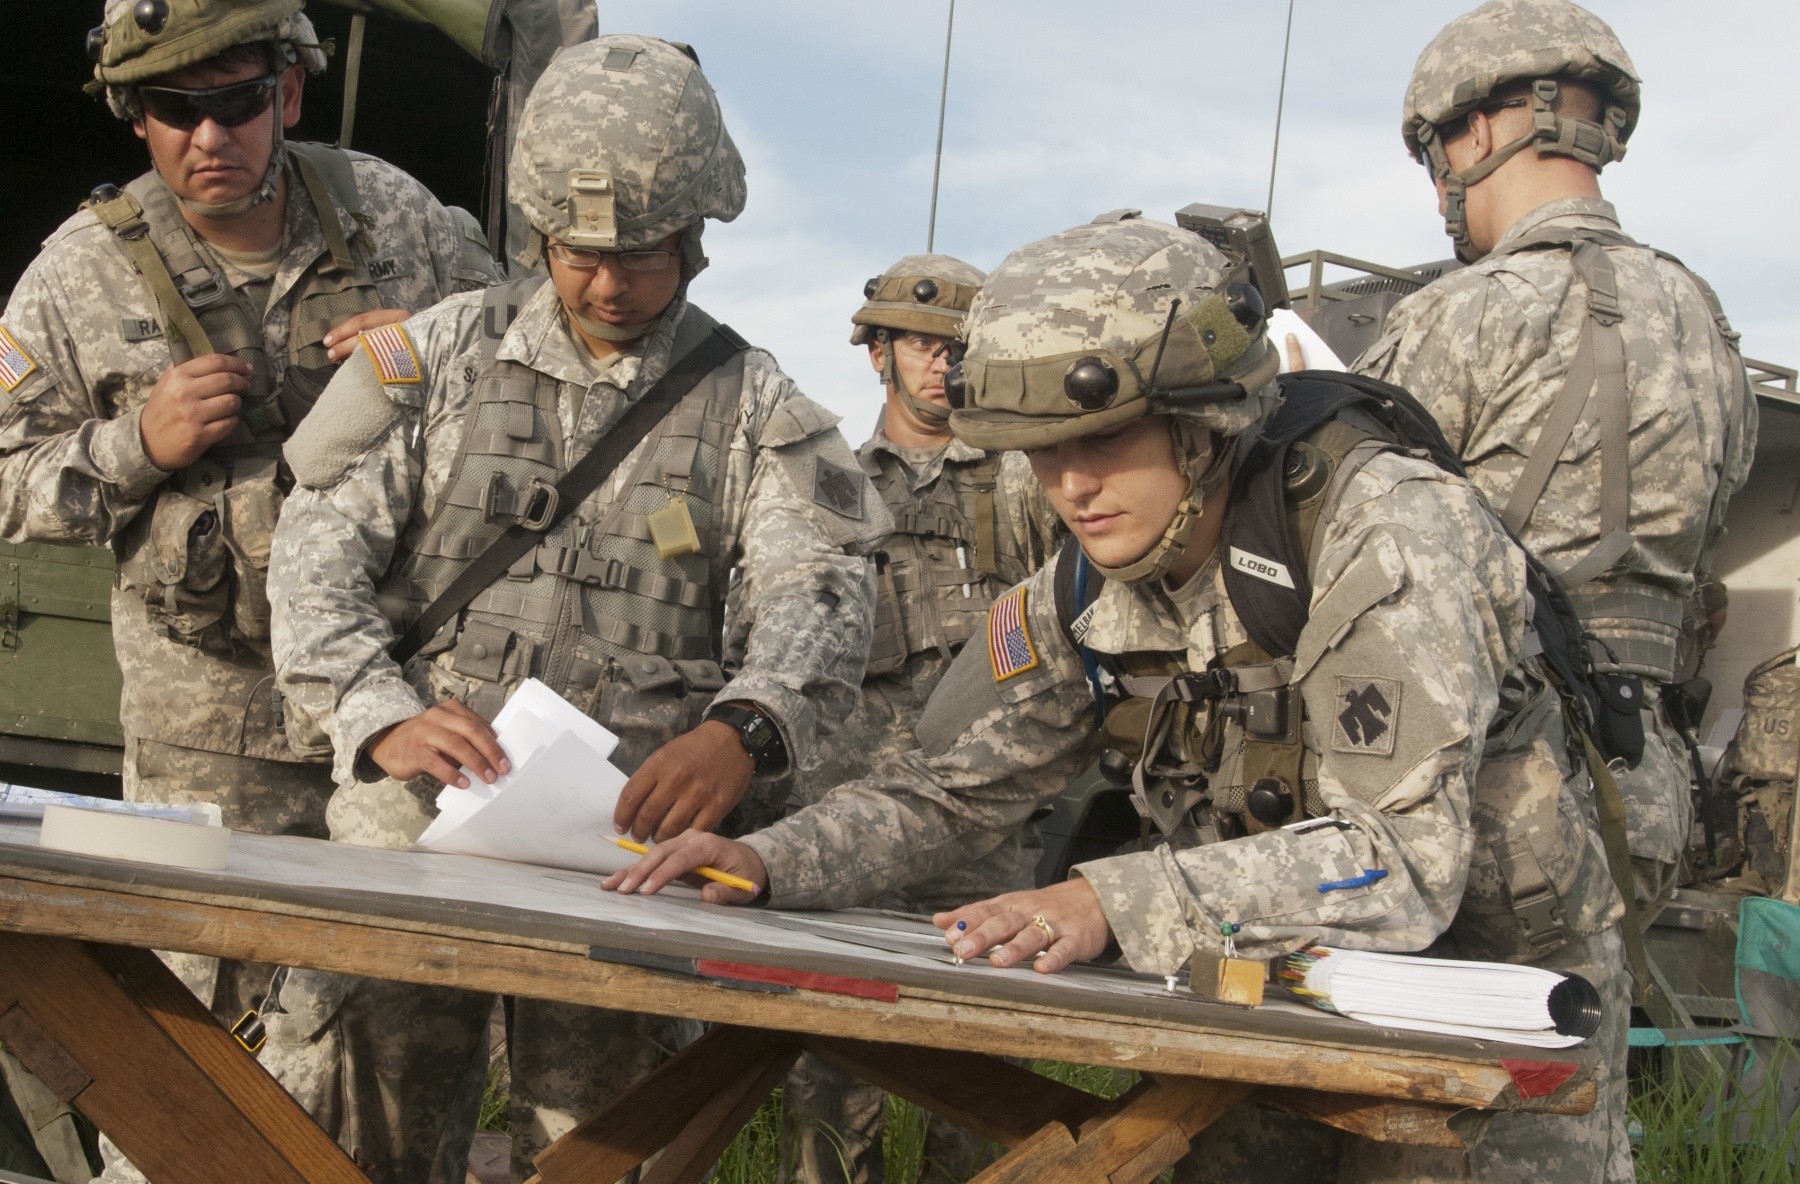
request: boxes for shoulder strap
[1496,236,1634,588]
[287,143,364,273]
[388,315,750,664]
[968,454,1001,578]
[1052,535,1108,725]
[87,185,214,360]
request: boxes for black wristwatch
[705,701,788,775]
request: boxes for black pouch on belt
[1591,672,1647,769]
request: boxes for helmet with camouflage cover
[851,253,986,428]
[88,0,330,219]
[949,216,1279,582]
[509,34,747,299]
[1403,0,1640,261]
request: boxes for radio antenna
[1265,0,1296,219]
[926,0,956,252]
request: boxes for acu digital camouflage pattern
[744,444,1630,1180]
[0,152,496,769]
[771,434,1051,1184]
[1401,0,1641,161]
[508,35,746,255]
[93,0,331,119]
[268,270,881,1179]
[949,218,1278,451]
[1355,196,1758,892]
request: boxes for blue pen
[1318,868,1388,893]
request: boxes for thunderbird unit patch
[0,327,38,393]
[1332,676,1400,756]
[988,586,1039,682]
[360,324,422,385]
[812,458,864,519]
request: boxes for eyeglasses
[137,75,278,131]
[547,242,677,272]
[888,332,955,359]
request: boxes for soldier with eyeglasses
[0,1,498,1179]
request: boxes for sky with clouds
[589,0,1798,431]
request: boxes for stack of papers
[414,680,635,876]
[1281,947,1603,1048]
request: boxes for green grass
[475,1048,1799,1183]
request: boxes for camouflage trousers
[781,1053,1000,1184]
[97,737,334,1183]
[1619,687,1693,919]
[291,772,697,1184]
[1175,926,1634,1184]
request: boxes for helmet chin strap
[568,307,659,343]
[177,71,286,222]
[877,329,952,430]
[1089,422,1227,585]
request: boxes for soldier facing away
[267,34,885,1184]
[768,256,1058,1184]
[1352,0,1757,923]
[613,215,1635,1183]
[0,0,496,1174]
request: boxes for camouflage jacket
[743,447,1623,976]
[1353,197,1756,664]
[0,153,496,760]
[764,427,1055,909]
[269,280,886,787]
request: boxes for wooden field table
[0,819,1600,1184]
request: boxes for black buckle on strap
[1171,669,1235,703]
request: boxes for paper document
[1282,946,1603,1048]
[1267,308,1346,372]
[415,679,635,875]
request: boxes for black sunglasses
[138,75,277,131]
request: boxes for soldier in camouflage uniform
[615,216,1633,1183]
[267,35,884,1184]
[1352,0,1757,918]
[0,2,494,1172]
[772,256,1056,1184]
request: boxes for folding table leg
[968,1077,1254,1184]
[527,1024,798,1184]
[0,932,366,1184]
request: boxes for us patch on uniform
[988,586,1039,681]
[360,324,422,385]
[0,327,38,393]
[813,458,864,519]
[1332,676,1400,756]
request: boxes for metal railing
[1279,250,1439,309]
[1746,357,1799,409]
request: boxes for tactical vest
[381,279,749,772]
[864,448,1027,675]
[1056,372,1616,959]
[92,143,387,653]
[1487,224,1749,686]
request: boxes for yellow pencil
[610,836,759,894]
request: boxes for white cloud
[606,0,1800,419]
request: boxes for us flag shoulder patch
[0,326,39,393]
[988,585,1039,682]
[360,323,422,385]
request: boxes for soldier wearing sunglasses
[0,1,497,1170]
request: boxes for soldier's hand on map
[139,353,249,470]
[613,721,753,842]
[323,309,413,362]
[601,828,767,905]
[935,878,1112,975]
[364,700,511,788]
[1284,333,1306,372]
